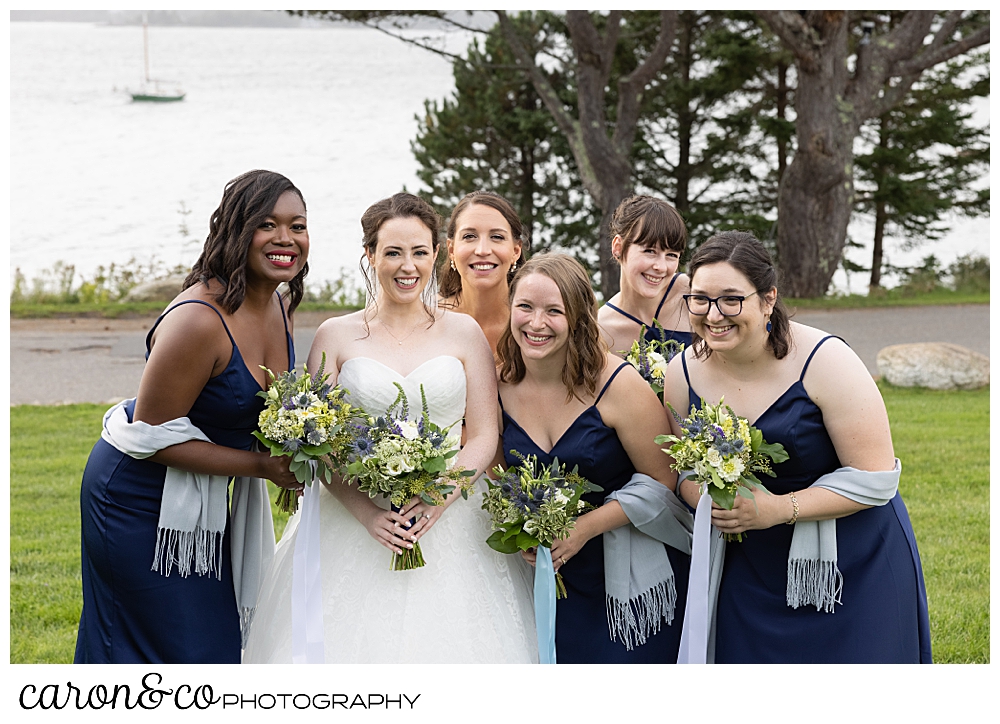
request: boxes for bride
[243,193,537,663]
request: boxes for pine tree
[853,49,989,289]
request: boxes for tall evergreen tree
[852,49,989,289]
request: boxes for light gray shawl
[100,400,275,647]
[677,460,901,663]
[604,473,694,650]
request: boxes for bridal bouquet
[624,323,684,400]
[655,398,787,541]
[341,383,477,570]
[483,452,603,598]
[253,353,359,513]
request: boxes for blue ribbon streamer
[534,545,557,664]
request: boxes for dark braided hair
[184,170,307,314]
[687,230,791,360]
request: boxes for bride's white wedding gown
[243,355,538,663]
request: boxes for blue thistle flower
[282,438,302,453]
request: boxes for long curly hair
[497,253,607,402]
[184,169,307,314]
[687,230,791,360]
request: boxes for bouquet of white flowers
[483,452,602,598]
[624,322,684,401]
[252,353,358,512]
[655,397,788,541]
[341,383,476,570]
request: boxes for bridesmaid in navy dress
[496,253,690,663]
[75,170,307,663]
[598,195,693,355]
[663,231,931,663]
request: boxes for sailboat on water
[129,12,184,102]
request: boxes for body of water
[10,21,464,287]
[9,21,990,295]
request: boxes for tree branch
[756,10,822,68]
[896,22,991,77]
[613,11,676,156]
[494,11,580,152]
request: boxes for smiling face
[615,234,681,299]
[368,215,436,305]
[447,203,522,292]
[509,272,570,362]
[688,261,775,353]
[247,190,309,284]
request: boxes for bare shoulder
[148,298,228,352]
[790,322,872,401]
[310,311,366,365]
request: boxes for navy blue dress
[75,297,294,664]
[501,363,689,663]
[603,273,693,348]
[682,337,932,663]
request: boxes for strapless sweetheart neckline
[340,355,462,379]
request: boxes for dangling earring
[510,260,518,273]
[766,317,773,334]
[450,257,457,271]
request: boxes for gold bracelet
[786,492,799,525]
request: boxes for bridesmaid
[75,170,305,663]
[598,195,692,356]
[439,190,527,355]
[664,231,931,663]
[496,253,692,663]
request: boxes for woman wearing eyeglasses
[663,230,931,663]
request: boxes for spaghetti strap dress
[603,273,693,347]
[74,295,294,664]
[681,336,932,663]
[501,362,690,663]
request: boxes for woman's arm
[132,303,298,487]
[308,319,421,555]
[399,316,499,537]
[662,350,702,508]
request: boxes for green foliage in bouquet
[483,452,603,597]
[252,352,359,512]
[655,397,788,540]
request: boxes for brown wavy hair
[184,169,307,314]
[497,253,607,402]
[439,190,528,300]
[687,230,791,360]
[610,194,687,262]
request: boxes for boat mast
[142,12,150,83]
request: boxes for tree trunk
[773,15,854,298]
[775,60,788,183]
[869,199,887,289]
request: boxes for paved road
[9,305,990,405]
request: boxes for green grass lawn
[10,385,989,663]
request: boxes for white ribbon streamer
[676,492,724,664]
[291,470,325,664]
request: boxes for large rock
[121,274,189,302]
[876,343,989,390]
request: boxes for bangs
[628,207,686,253]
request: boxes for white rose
[397,420,420,440]
[705,447,722,467]
[385,457,405,476]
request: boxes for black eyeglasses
[683,291,758,317]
